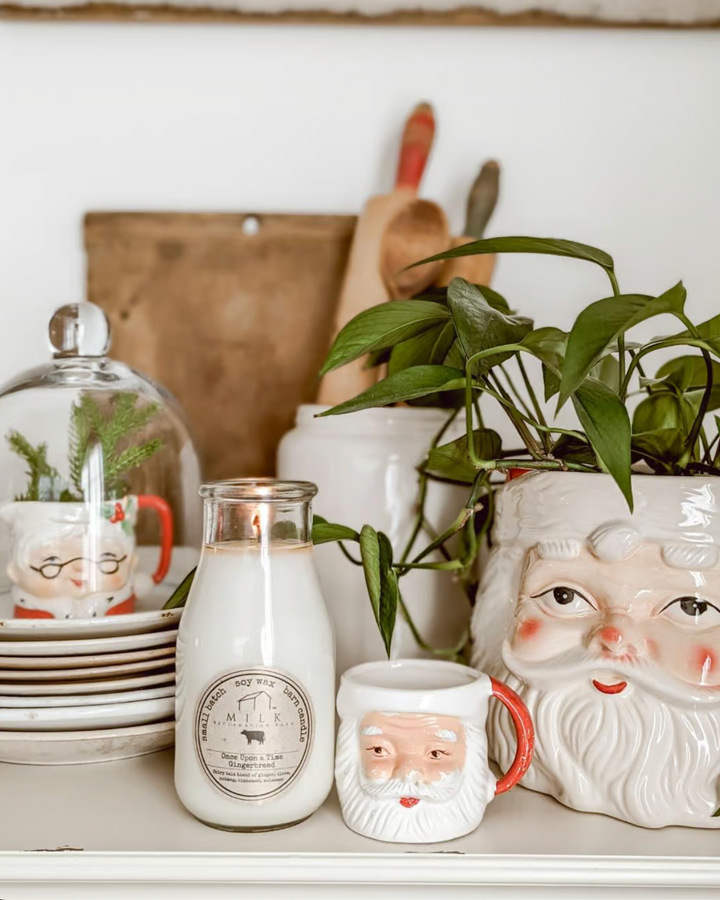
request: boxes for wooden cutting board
[85,212,356,480]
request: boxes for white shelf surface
[0,749,719,894]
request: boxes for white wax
[174,541,335,830]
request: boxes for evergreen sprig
[68,394,164,498]
[7,392,164,502]
[7,430,71,501]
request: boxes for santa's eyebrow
[434,729,457,742]
[362,725,383,736]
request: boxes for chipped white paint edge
[0,852,720,886]
[3,0,720,19]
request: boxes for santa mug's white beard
[335,720,496,843]
[490,647,720,829]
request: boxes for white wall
[0,21,719,389]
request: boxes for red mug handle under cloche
[490,677,534,796]
[136,495,174,585]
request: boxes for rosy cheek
[694,646,717,682]
[362,756,392,779]
[105,573,126,589]
[643,637,659,660]
[518,618,541,640]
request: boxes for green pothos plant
[303,236,720,658]
[166,236,720,661]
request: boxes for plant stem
[704,432,720,464]
[399,408,459,566]
[397,592,467,661]
[675,313,714,469]
[619,336,720,399]
[493,458,596,473]
[517,354,549,431]
[496,365,536,423]
[337,543,363,566]
[607,269,626,389]
[421,517,453,561]
[486,373,544,459]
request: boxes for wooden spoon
[380,199,449,300]
[317,103,437,407]
[438,160,501,287]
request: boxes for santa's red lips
[399,797,420,808]
[593,679,628,694]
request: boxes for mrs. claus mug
[335,659,534,843]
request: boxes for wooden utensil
[380,198,449,299]
[316,103,436,406]
[438,160,500,287]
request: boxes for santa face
[487,540,720,828]
[10,533,134,600]
[336,712,495,843]
[512,542,720,692]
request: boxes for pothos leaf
[572,379,633,510]
[311,515,360,545]
[320,301,451,375]
[447,279,533,373]
[162,567,196,610]
[408,236,614,271]
[559,283,686,408]
[318,366,465,417]
[359,525,397,656]
[425,429,501,483]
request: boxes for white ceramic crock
[277,405,471,677]
[472,470,720,830]
[335,659,533,843]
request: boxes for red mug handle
[490,676,534,796]
[136,495,174,584]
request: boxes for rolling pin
[438,160,500,287]
[316,103,436,407]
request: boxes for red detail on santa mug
[490,677,535,795]
[109,502,125,524]
[400,797,420,808]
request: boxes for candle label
[194,667,314,801]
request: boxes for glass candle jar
[174,479,335,832]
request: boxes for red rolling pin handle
[395,102,436,191]
[491,677,534,796]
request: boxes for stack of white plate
[0,566,186,765]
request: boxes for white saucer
[0,658,174,681]
[0,644,175,670]
[0,546,197,640]
[0,720,175,765]
[0,684,175,708]
[0,628,178,658]
[0,696,174,731]
[0,670,175,696]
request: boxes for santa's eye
[427,748,450,760]
[531,585,595,615]
[661,596,720,626]
[366,745,389,758]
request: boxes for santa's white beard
[335,721,495,843]
[490,650,720,829]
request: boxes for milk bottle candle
[175,479,335,832]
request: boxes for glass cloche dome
[0,302,202,620]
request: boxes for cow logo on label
[195,667,314,801]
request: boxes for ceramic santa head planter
[335,659,533,843]
[472,470,720,829]
[0,494,172,620]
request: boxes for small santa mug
[335,659,534,844]
[0,495,173,620]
